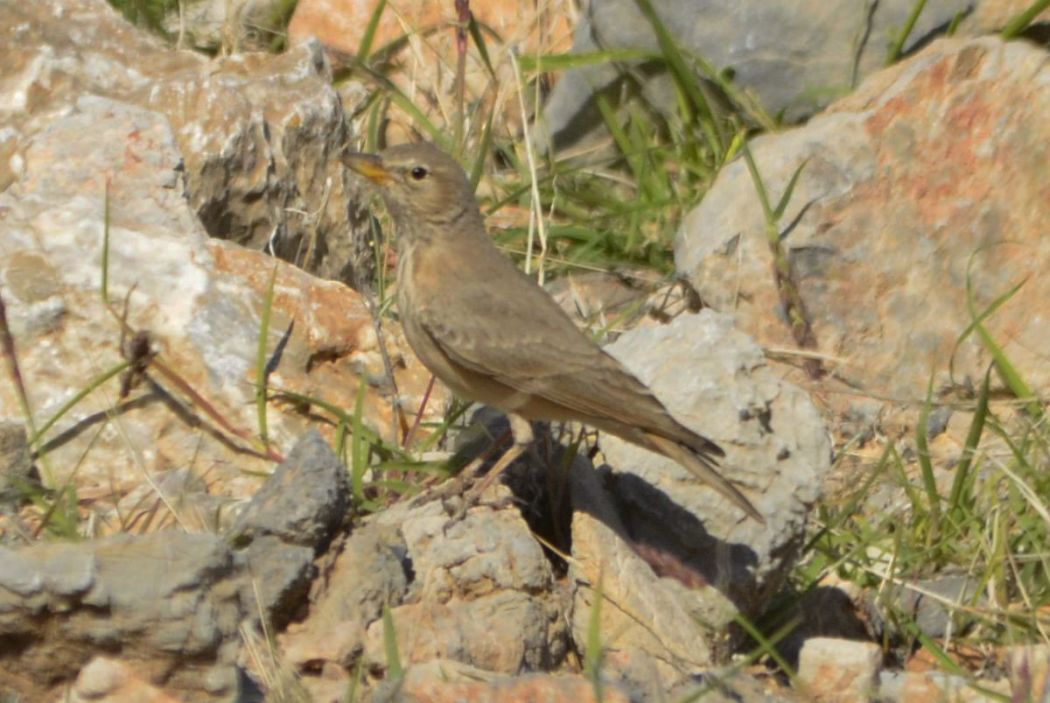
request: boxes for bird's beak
[342,151,393,186]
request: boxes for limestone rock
[2,0,372,284]
[676,37,1050,407]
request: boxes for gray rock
[0,546,43,597]
[0,421,34,506]
[600,311,830,599]
[539,0,973,152]
[884,574,983,639]
[284,492,567,691]
[238,535,315,628]
[0,531,247,700]
[229,430,350,549]
[281,523,411,670]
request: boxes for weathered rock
[372,660,632,703]
[561,311,828,690]
[0,507,322,701]
[284,493,567,695]
[280,523,411,673]
[569,458,732,695]
[879,668,1012,702]
[67,657,185,703]
[882,574,983,640]
[797,637,882,703]
[604,313,829,587]
[230,430,351,549]
[237,535,315,628]
[538,0,973,152]
[677,37,1050,412]
[362,497,566,674]
[0,421,34,508]
[0,72,439,524]
[0,532,245,700]
[2,0,372,284]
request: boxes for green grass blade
[773,159,809,221]
[1002,0,1050,38]
[915,374,941,543]
[382,604,404,680]
[631,0,723,154]
[947,367,990,522]
[357,0,387,61]
[350,380,370,504]
[467,15,497,80]
[469,110,494,191]
[583,569,604,699]
[101,176,111,304]
[886,0,929,65]
[29,361,130,447]
[517,48,654,72]
[962,257,1040,418]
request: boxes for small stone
[40,547,96,596]
[229,430,350,549]
[0,546,42,596]
[797,637,881,703]
[74,656,125,696]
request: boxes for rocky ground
[1,0,1050,701]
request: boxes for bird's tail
[644,432,765,524]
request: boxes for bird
[342,142,763,523]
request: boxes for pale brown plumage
[343,142,763,523]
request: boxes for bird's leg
[450,414,533,518]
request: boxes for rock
[361,498,566,674]
[285,493,567,693]
[230,430,351,550]
[3,0,372,285]
[68,657,185,703]
[538,0,973,153]
[676,37,1050,410]
[767,580,872,669]
[0,531,246,700]
[0,421,34,507]
[280,523,411,673]
[569,458,734,694]
[0,45,440,520]
[880,668,1011,702]
[364,590,561,674]
[598,312,830,595]
[882,574,982,640]
[373,660,632,703]
[797,637,882,703]
[237,535,315,628]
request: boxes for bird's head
[342,143,480,235]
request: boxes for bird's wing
[415,269,704,445]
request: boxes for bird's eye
[410,166,429,180]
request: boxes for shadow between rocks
[458,407,762,610]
